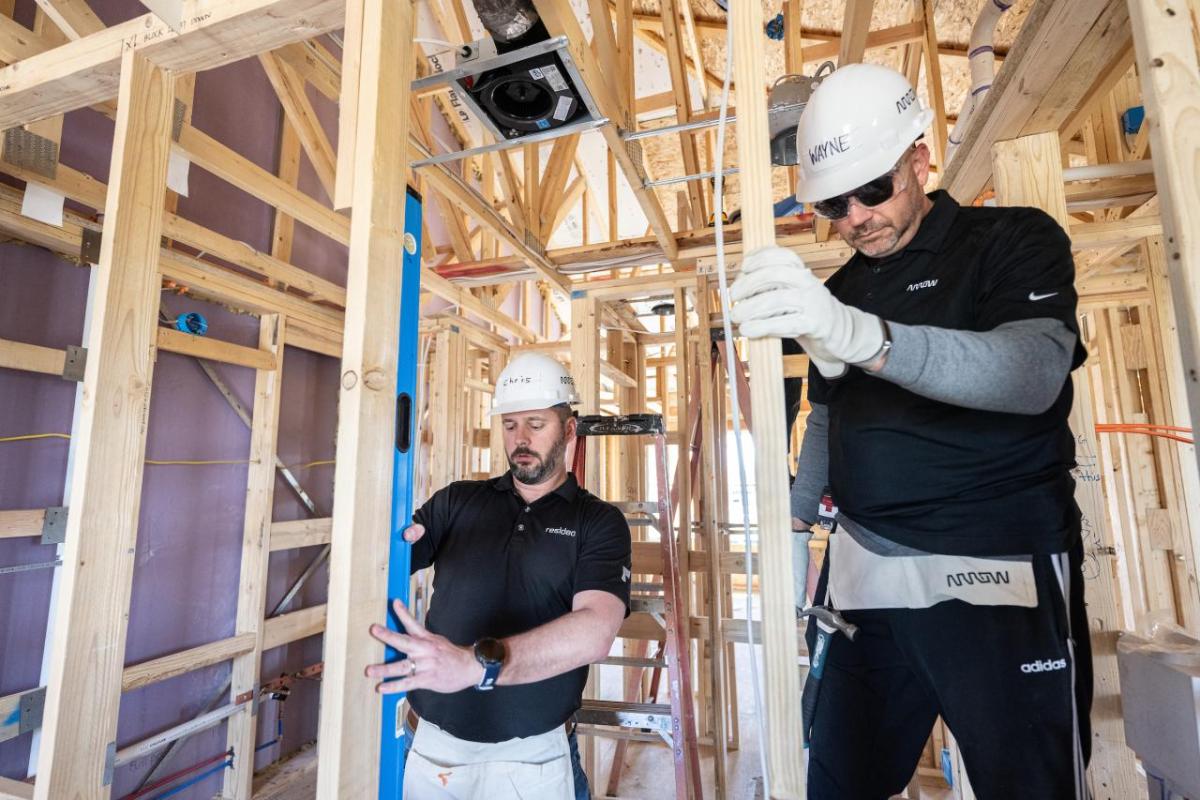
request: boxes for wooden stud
[315,0,414,796]
[155,327,277,371]
[991,130,1141,798]
[260,51,336,201]
[1128,0,1200,484]
[660,0,707,227]
[334,0,365,209]
[837,0,875,65]
[0,338,67,375]
[271,117,301,264]
[920,0,949,176]
[32,49,175,800]
[729,0,806,796]
[223,314,286,799]
[271,517,333,551]
[31,0,102,40]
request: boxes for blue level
[380,186,423,798]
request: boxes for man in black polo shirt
[731,64,1092,799]
[365,353,631,800]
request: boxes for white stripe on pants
[403,718,573,800]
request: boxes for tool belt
[404,705,577,739]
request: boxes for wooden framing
[315,0,415,796]
[32,49,175,800]
[1128,0,1200,483]
[729,2,804,798]
[0,0,1197,797]
[224,314,286,797]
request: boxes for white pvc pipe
[1062,160,1155,181]
[946,0,1011,162]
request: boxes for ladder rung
[574,724,667,744]
[611,501,661,515]
[629,595,665,614]
[599,655,667,669]
[577,700,673,732]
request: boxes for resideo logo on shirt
[906,279,939,292]
[545,526,576,538]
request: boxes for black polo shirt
[406,471,631,742]
[808,191,1087,556]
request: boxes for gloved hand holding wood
[730,246,885,374]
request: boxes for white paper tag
[21,182,65,228]
[167,150,191,197]
[541,64,568,92]
[528,67,544,79]
[553,96,574,121]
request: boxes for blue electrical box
[379,186,423,798]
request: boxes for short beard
[508,434,567,485]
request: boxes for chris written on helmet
[793,63,934,204]
[489,353,581,417]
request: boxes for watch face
[476,637,506,664]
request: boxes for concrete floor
[589,596,955,800]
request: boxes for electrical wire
[711,13,772,797]
[1,432,340,468]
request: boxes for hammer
[799,605,858,748]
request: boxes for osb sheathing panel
[639,0,1036,221]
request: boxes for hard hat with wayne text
[793,63,933,203]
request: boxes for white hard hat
[490,353,580,416]
[793,63,934,203]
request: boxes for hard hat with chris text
[490,353,580,416]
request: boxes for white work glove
[730,246,885,375]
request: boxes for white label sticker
[20,182,64,228]
[553,96,574,121]
[166,150,191,197]
[541,64,568,92]
[528,67,544,79]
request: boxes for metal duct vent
[453,1,594,140]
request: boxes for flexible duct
[945,0,1011,163]
[470,0,540,44]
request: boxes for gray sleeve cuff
[875,318,1076,415]
[790,402,830,524]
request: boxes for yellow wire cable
[0,433,71,443]
[3,432,337,469]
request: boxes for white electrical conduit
[946,0,1011,163]
[712,16,773,799]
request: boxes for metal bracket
[80,227,102,265]
[62,345,88,382]
[103,741,116,785]
[18,687,46,734]
[710,326,727,342]
[250,685,262,716]
[40,506,68,545]
[171,98,186,142]
[2,128,59,179]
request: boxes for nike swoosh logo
[1028,291,1059,301]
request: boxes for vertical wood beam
[920,0,949,175]
[1128,0,1200,483]
[991,130,1141,798]
[837,0,875,65]
[694,278,728,796]
[223,314,285,799]
[271,117,301,263]
[729,0,805,796]
[315,0,414,797]
[660,0,707,227]
[333,0,366,209]
[33,49,175,800]
[615,0,634,128]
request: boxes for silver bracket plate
[40,506,68,544]
[62,345,87,382]
[172,98,186,142]
[80,227,102,265]
[2,127,59,180]
[103,740,116,785]
[18,687,46,734]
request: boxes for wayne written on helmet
[489,353,581,417]
[793,63,934,204]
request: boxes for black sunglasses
[811,172,898,220]
[811,149,914,220]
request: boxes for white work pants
[403,718,573,800]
